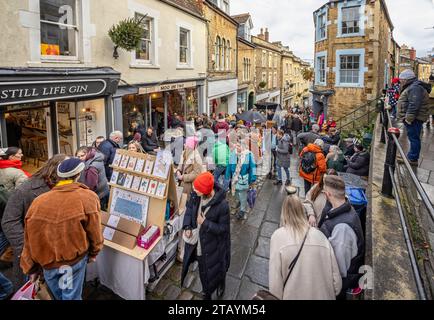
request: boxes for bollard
[381,127,401,197]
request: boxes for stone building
[417,59,432,83]
[200,0,238,115]
[252,28,281,104]
[312,0,396,119]
[232,13,255,111]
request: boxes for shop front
[208,78,238,115]
[0,68,120,172]
[113,79,205,141]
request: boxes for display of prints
[124,174,134,189]
[147,180,158,195]
[120,155,130,169]
[135,158,145,172]
[109,188,149,225]
[155,182,166,197]
[131,176,142,191]
[152,150,172,179]
[117,173,127,186]
[139,179,150,193]
[112,153,122,167]
[144,160,154,175]
[110,171,119,184]
[127,157,137,171]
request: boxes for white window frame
[129,3,160,69]
[39,0,80,62]
[269,53,272,68]
[334,48,367,88]
[315,51,327,86]
[215,36,221,70]
[316,11,327,42]
[226,40,231,71]
[135,14,153,63]
[337,0,365,38]
[262,51,266,67]
[176,21,194,69]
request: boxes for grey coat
[276,134,292,168]
[398,79,432,123]
[78,151,109,199]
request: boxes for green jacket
[213,142,229,167]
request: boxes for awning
[0,67,121,107]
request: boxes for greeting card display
[152,151,172,179]
[155,182,166,198]
[120,155,130,169]
[135,158,145,172]
[147,180,158,195]
[109,188,149,225]
[139,179,150,193]
[113,153,122,167]
[110,171,119,184]
[124,174,134,189]
[144,160,154,175]
[131,176,142,191]
[117,173,127,186]
[127,157,137,171]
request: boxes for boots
[0,246,14,269]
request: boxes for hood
[0,159,23,170]
[203,184,226,209]
[417,81,432,94]
[91,151,105,163]
[306,144,322,153]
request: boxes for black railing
[336,96,383,131]
[380,108,434,300]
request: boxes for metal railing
[336,96,383,131]
[380,106,434,300]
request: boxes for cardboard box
[101,225,137,250]
[101,211,143,237]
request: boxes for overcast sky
[231,0,434,62]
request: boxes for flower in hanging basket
[108,16,147,59]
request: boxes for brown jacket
[178,149,205,196]
[20,183,103,274]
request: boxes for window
[179,28,190,65]
[215,36,220,70]
[269,53,272,68]
[268,72,272,89]
[40,0,78,58]
[318,56,326,84]
[339,55,360,84]
[222,0,229,13]
[273,72,277,88]
[222,38,226,70]
[226,40,231,71]
[136,13,153,62]
[262,51,266,67]
[317,13,326,40]
[274,55,277,68]
[285,63,288,75]
[342,6,360,35]
[262,72,266,83]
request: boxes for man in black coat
[181,173,230,300]
[344,143,370,177]
[99,131,123,180]
[141,127,160,155]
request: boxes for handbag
[252,228,310,300]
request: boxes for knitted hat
[193,172,215,196]
[185,136,199,150]
[399,69,416,80]
[392,77,400,84]
[57,158,85,178]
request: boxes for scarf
[231,150,250,196]
[0,159,31,177]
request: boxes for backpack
[300,151,317,174]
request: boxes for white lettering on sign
[138,81,196,95]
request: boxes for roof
[162,0,203,18]
[231,13,250,24]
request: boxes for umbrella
[237,110,267,124]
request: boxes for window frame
[40,0,80,61]
[215,36,221,70]
[337,1,365,38]
[135,14,153,63]
[315,51,327,86]
[178,27,191,67]
[226,40,231,71]
[335,48,366,88]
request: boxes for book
[155,182,166,197]
[147,180,158,195]
[127,157,137,171]
[134,158,145,172]
[120,155,130,169]
[131,176,142,191]
[110,171,119,184]
[124,174,134,189]
[117,173,127,186]
[112,152,122,167]
[144,160,154,175]
[139,178,150,193]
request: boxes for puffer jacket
[78,150,109,199]
[345,151,370,177]
[0,159,30,192]
[276,134,292,168]
[299,144,327,184]
[398,79,432,123]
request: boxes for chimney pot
[265,28,269,42]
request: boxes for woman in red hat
[387,78,400,119]
[181,172,230,300]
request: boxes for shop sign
[139,81,196,95]
[0,79,107,106]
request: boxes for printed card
[155,182,166,197]
[112,152,122,167]
[107,215,120,229]
[110,171,119,184]
[117,173,127,186]
[127,157,137,171]
[124,174,134,189]
[139,179,150,193]
[120,155,130,169]
[103,227,115,241]
[135,158,145,172]
[144,160,154,175]
[131,176,142,191]
[147,180,158,195]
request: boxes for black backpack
[301,151,317,174]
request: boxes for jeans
[404,120,423,161]
[43,255,88,300]
[0,272,13,300]
[214,165,229,190]
[235,190,248,216]
[276,164,290,182]
[0,231,9,256]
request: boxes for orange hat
[193,172,215,195]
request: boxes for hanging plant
[108,15,147,59]
[259,81,267,89]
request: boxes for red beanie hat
[193,172,215,195]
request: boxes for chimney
[265,28,269,42]
[258,28,265,40]
[410,47,416,61]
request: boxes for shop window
[179,28,190,65]
[136,13,153,62]
[40,0,78,59]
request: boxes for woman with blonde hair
[326,145,345,172]
[269,195,342,300]
[127,140,146,154]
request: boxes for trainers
[273,180,282,186]
[217,280,226,298]
[285,179,291,186]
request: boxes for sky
[230,0,434,62]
